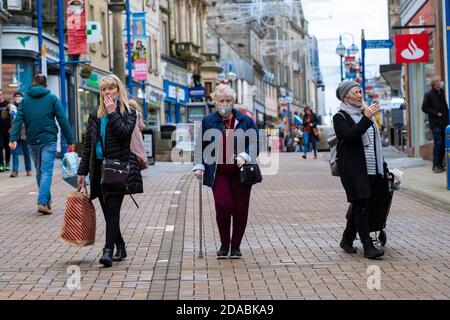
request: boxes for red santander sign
[395,33,429,64]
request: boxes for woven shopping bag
[61,185,96,247]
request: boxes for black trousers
[344,175,379,242]
[0,130,11,164]
[94,160,126,250]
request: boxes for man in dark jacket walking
[422,76,449,173]
[9,74,75,215]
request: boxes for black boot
[362,238,384,259]
[99,248,113,267]
[216,244,229,259]
[340,233,357,254]
[113,244,127,262]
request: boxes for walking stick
[198,176,204,258]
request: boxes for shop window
[78,88,100,140]
[1,62,33,99]
[148,109,159,128]
[165,102,176,123]
[180,105,187,123]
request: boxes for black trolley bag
[346,167,395,247]
[368,168,395,246]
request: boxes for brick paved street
[0,154,449,300]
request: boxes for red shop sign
[395,33,429,64]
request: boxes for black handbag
[100,136,128,192]
[239,164,262,185]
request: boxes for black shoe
[362,239,384,259]
[302,155,307,159]
[99,248,113,267]
[216,245,229,259]
[113,244,127,262]
[340,237,357,254]
[229,247,242,259]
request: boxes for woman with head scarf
[193,84,259,259]
[333,80,385,260]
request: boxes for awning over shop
[380,64,402,93]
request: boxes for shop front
[146,86,165,130]
[163,80,189,124]
[402,0,439,158]
[1,26,76,149]
[1,27,63,97]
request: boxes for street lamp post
[336,35,346,82]
[335,33,359,82]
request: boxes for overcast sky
[304,0,390,118]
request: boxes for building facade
[398,0,444,159]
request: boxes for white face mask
[14,97,23,104]
[218,104,233,118]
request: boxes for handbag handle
[77,184,89,197]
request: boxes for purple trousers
[212,165,252,248]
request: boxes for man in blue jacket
[9,74,75,215]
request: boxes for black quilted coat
[77,105,143,200]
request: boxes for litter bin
[142,127,156,165]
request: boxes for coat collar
[212,109,245,122]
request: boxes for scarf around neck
[339,102,384,175]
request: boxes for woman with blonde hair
[77,74,142,267]
[193,83,259,259]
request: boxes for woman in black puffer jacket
[77,74,142,268]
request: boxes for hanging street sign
[365,39,394,49]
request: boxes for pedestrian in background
[193,83,258,259]
[422,76,449,173]
[302,106,319,159]
[2,92,32,177]
[77,74,140,268]
[9,74,75,215]
[0,89,11,172]
[333,80,385,260]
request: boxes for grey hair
[431,76,442,87]
[210,83,236,102]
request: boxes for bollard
[446,125,450,190]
